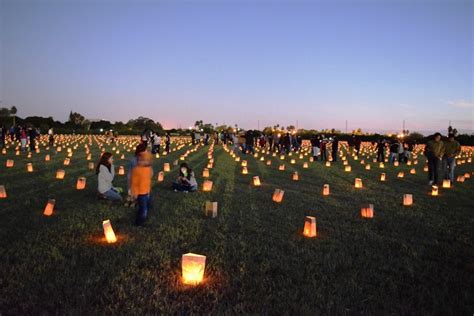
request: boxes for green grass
[1,137,473,314]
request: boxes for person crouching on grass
[130,151,153,226]
[173,162,198,192]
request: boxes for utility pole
[296,120,299,131]
[258,120,260,130]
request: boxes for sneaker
[184,191,189,193]
[174,189,178,192]
[428,181,433,185]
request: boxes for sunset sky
[1,0,472,134]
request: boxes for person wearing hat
[442,133,461,183]
[130,151,153,226]
[424,132,445,185]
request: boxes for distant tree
[262,126,273,135]
[0,107,10,117]
[10,106,17,125]
[194,120,204,130]
[68,111,85,126]
[407,132,424,142]
[127,117,163,133]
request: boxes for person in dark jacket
[424,132,445,185]
[28,127,37,151]
[354,135,361,156]
[389,140,399,163]
[442,133,461,183]
[165,133,171,153]
[0,125,5,148]
[376,139,386,162]
[331,136,339,162]
[245,130,255,154]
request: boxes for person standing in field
[130,151,153,226]
[96,152,123,201]
[245,130,255,154]
[442,133,461,183]
[331,136,339,162]
[20,126,28,152]
[126,143,148,207]
[151,132,161,154]
[48,127,54,146]
[354,135,361,156]
[376,139,386,162]
[389,140,399,163]
[0,125,5,148]
[424,132,445,186]
[398,139,405,163]
[28,126,37,152]
[165,132,171,153]
[311,134,320,160]
[404,141,414,162]
[9,126,15,142]
[320,135,327,161]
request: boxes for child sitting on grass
[130,151,153,226]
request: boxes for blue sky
[1,0,472,133]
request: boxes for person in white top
[96,152,122,201]
[151,132,161,154]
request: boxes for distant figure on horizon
[424,132,445,186]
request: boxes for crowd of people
[0,123,463,226]
[0,124,49,152]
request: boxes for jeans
[246,144,254,154]
[103,188,123,201]
[442,157,456,182]
[152,145,160,154]
[321,150,327,161]
[136,194,152,226]
[427,156,441,184]
[173,182,197,192]
[389,153,397,163]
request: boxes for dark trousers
[377,151,384,162]
[427,156,440,184]
[173,182,197,192]
[332,149,338,161]
[136,194,152,226]
[321,150,327,161]
[29,139,35,151]
[152,145,160,154]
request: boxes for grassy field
[1,135,473,314]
